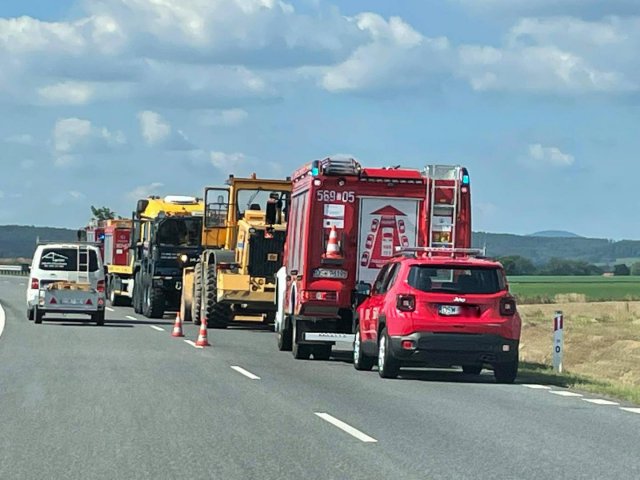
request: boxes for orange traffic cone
[325,225,341,258]
[171,312,184,337]
[195,318,210,347]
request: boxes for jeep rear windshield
[39,248,100,272]
[407,265,505,294]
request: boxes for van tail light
[396,294,416,312]
[97,280,105,293]
[31,278,39,289]
[500,297,516,316]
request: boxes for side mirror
[217,195,224,204]
[356,282,372,297]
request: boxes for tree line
[498,255,638,276]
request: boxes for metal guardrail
[0,265,30,276]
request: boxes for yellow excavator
[180,174,291,328]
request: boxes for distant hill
[0,225,77,259]
[473,232,640,265]
[529,230,582,238]
[2,225,640,266]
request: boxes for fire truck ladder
[77,245,91,285]
[425,165,463,249]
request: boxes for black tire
[133,271,143,314]
[313,344,332,361]
[292,320,311,360]
[462,365,483,375]
[143,282,165,319]
[109,283,125,307]
[494,359,518,384]
[34,308,43,324]
[353,326,375,371]
[191,262,203,325]
[203,263,232,329]
[378,328,400,379]
[27,308,34,321]
[94,310,105,326]
[277,315,293,351]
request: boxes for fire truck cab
[276,159,472,360]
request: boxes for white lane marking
[582,398,619,406]
[106,307,115,312]
[0,303,6,339]
[150,325,164,332]
[522,384,552,390]
[231,366,261,380]
[314,413,378,443]
[620,408,640,414]
[550,391,583,397]
[19,283,26,286]
[184,340,203,349]
[126,315,137,321]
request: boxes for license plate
[313,269,348,279]
[439,305,461,316]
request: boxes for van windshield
[39,248,100,272]
[407,265,504,294]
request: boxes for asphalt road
[1,274,639,480]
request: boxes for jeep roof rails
[394,247,487,258]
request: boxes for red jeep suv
[353,250,521,383]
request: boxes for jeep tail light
[97,280,105,293]
[500,297,516,316]
[401,340,416,350]
[31,278,39,289]
[396,294,416,312]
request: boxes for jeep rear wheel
[378,328,399,379]
[494,359,518,384]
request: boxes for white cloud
[127,182,164,200]
[198,108,249,127]
[524,144,575,168]
[210,151,246,169]
[137,110,194,150]
[4,134,34,145]
[450,0,640,17]
[69,190,85,199]
[52,117,126,166]
[38,81,94,105]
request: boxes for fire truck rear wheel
[462,365,482,375]
[204,263,231,329]
[191,262,203,325]
[292,320,311,360]
[133,272,143,314]
[277,316,293,351]
[313,345,332,361]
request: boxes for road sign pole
[553,311,564,373]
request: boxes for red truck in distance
[274,158,472,360]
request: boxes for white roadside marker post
[553,311,564,373]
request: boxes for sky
[0,0,639,239]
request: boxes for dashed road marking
[620,407,640,415]
[314,413,378,443]
[582,399,619,406]
[184,340,203,349]
[231,366,261,380]
[150,325,164,332]
[550,391,583,397]
[522,384,552,390]
[106,307,115,312]
[126,315,137,321]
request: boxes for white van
[26,243,106,325]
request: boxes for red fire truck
[274,158,472,360]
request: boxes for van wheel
[378,328,399,379]
[313,345,332,361]
[494,360,518,384]
[462,365,483,375]
[34,308,43,324]
[277,315,293,351]
[94,311,105,326]
[353,326,375,371]
[27,308,34,321]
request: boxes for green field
[508,276,640,303]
